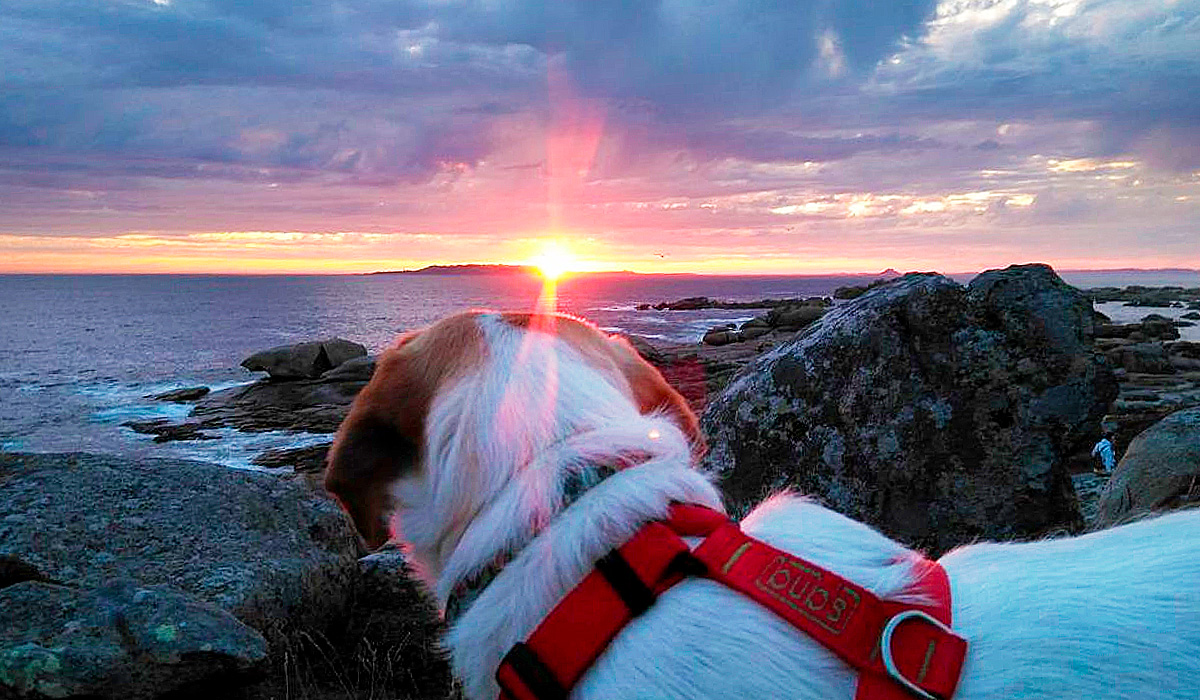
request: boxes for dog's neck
[445,454,723,700]
[443,460,621,624]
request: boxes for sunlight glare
[533,240,578,281]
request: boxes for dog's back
[943,507,1200,699]
[574,502,1200,700]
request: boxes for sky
[1,0,1198,274]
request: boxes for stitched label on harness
[754,554,862,635]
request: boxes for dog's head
[324,311,703,557]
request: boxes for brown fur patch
[325,314,487,548]
[325,311,704,548]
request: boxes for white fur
[390,314,1200,700]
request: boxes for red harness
[495,504,967,700]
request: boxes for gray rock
[122,419,220,443]
[702,264,1117,554]
[150,386,210,403]
[241,339,367,380]
[1172,341,1200,360]
[1111,342,1175,375]
[251,443,331,473]
[190,377,367,433]
[1094,407,1200,527]
[0,580,266,700]
[764,304,827,330]
[1139,314,1182,340]
[319,354,376,381]
[1096,315,1182,341]
[0,453,360,645]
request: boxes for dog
[325,310,1200,700]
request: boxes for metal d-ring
[880,609,953,700]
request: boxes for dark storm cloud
[0,0,944,186]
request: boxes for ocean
[2,268,1197,469]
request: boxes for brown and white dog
[326,310,1200,700]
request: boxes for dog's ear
[606,335,707,457]
[325,411,417,549]
[325,316,488,549]
[326,331,432,550]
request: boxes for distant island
[367,265,909,278]
[369,264,540,276]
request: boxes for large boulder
[241,339,367,380]
[1094,408,1200,527]
[0,453,360,644]
[702,264,1118,554]
[0,580,266,700]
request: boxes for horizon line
[1,265,1198,278]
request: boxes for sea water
[2,269,1196,469]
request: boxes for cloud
[870,0,1200,170]
[1,0,1199,274]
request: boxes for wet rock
[241,339,367,380]
[190,377,366,433]
[0,554,54,589]
[150,386,211,403]
[702,264,1117,554]
[1095,407,1200,527]
[646,296,828,311]
[1110,343,1175,375]
[122,419,220,443]
[0,580,266,700]
[251,443,331,473]
[764,304,828,330]
[1088,286,1200,307]
[701,302,830,346]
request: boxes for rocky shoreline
[4,264,1200,699]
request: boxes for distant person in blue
[1092,431,1116,476]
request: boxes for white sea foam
[159,429,332,471]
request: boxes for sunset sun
[532,241,578,281]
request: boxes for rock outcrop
[191,375,367,433]
[150,386,211,403]
[0,453,360,643]
[702,264,1118,554]
[0,452,451,700]
[702,301,830,346]
[1094,407,1200,527]
[241,338,367,380]
[1,580,266,700]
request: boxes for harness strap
[497,520,694,700]
[691,520,966,700]
[496,504,967,700]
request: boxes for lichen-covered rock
[0,580,266,700]
[241,338,367,380]
[0,453,361,644]
[702,264,1117,554]
[1094,407,1200,527]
